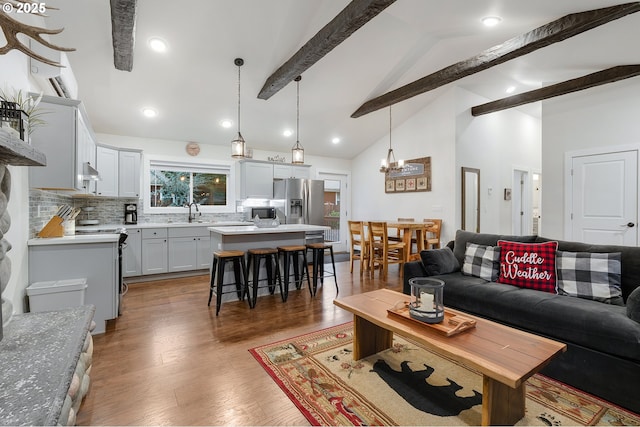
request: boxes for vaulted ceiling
[32,0,640,159]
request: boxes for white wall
[455,87,541,235]
[541,78,640,239]
[351,87,541,245]
[351,88,457,244]
[1,50,41,315]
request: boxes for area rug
[249,323,640,426]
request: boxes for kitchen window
[145,159,235,213]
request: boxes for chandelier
[380,105,404,173]
[231,58,246,158]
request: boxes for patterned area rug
[249,323,640,426]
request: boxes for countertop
[208,224,329,235]
[0,305,95,426]
[76,221,249,231]
[28,234,121,246]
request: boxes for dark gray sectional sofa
[403,230,640,414]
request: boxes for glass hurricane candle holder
[408,277,444,323]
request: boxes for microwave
[251,207,276,219]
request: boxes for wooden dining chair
[348,220,369,275]
[368,221,406,278]
[423,218,442,249]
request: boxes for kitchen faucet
[185,202,201,223]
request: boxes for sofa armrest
[402,261,428,295]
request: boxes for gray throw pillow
[628,287,640,323]
[420,247,460,276]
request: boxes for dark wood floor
[76,260,403,426]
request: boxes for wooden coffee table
[333,289,566,426]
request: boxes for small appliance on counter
[124,203,137,224]
[77,206,99,226]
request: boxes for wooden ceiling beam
[110,0,138,72]
[257,0,396,100]
[351,2,640,118]
[471,65,640,116]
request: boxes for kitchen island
[208,224,330,303]
[208,223,329,252]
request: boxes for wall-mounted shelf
[0,129,46,166]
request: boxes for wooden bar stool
[246,248,283,308]
[306,242,338,296]
[277,245,311,300]
[208,250,248,316]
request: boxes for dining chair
[423,218,442,249]
[368,221,406,278]
[348,220,369,275]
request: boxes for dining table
[373,220,434,263]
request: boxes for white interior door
[512,170,529,235]
[570,150,638,245]
[317,171,349,252]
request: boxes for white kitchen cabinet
[167,227,211,272]
[123,228,142,277]
[29,95,98,192]
[28,241,117,334]
[95,145,119,197]
[141,228,168,275]
[118,150,141,198]
[273,164,311,179]
[240,161,274,198]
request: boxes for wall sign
[385,156,431,193]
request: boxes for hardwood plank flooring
[76,260,402,426]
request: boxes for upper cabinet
[273,164,311,179]
[240,160,312,198]
[29,95,97,192]
[240,161,274,199]
[95,145,142,198]
[118,150,141,198]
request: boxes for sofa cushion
[462,243,500,281]
[556,251,622,304]
[453,230,537,266]
[497,240,558,293]
[629,287,640,323]
[436,272,640,362]
[420,247,460,276]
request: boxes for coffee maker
[124,203,137,224]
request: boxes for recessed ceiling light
[331,137,341,144]
[142,108,158,118]
[148,37,168,52]
[506,86,516,94]
[283,129,293,137]
[481,16,502,27]
[220,119,233,128]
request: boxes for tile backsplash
[29,190,245,238]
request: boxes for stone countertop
[0,305,95,426]
[27,234,120,246]
[76,221,250,231]
[208,224,329,235]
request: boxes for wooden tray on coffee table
[387,304,476,337]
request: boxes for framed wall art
[384,156,431,193]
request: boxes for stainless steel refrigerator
[273,178,324,228]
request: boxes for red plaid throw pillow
[497,240,558,293]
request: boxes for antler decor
[0,1,75,67]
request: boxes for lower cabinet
[126,226,211,276]
[141,228,168,275]
[123,228,142,277]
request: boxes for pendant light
[231,58,246,158]
[380,105,404,173]
[291,75,304,164]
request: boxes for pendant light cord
[237,64,241,134]
[296,78,300,143]
[389,105,392,149]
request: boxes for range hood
[82,162,101,181]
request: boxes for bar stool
[208,250,248,316]
[306,242,338,296]
[246,248,283,307]
[277,245,311,300]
